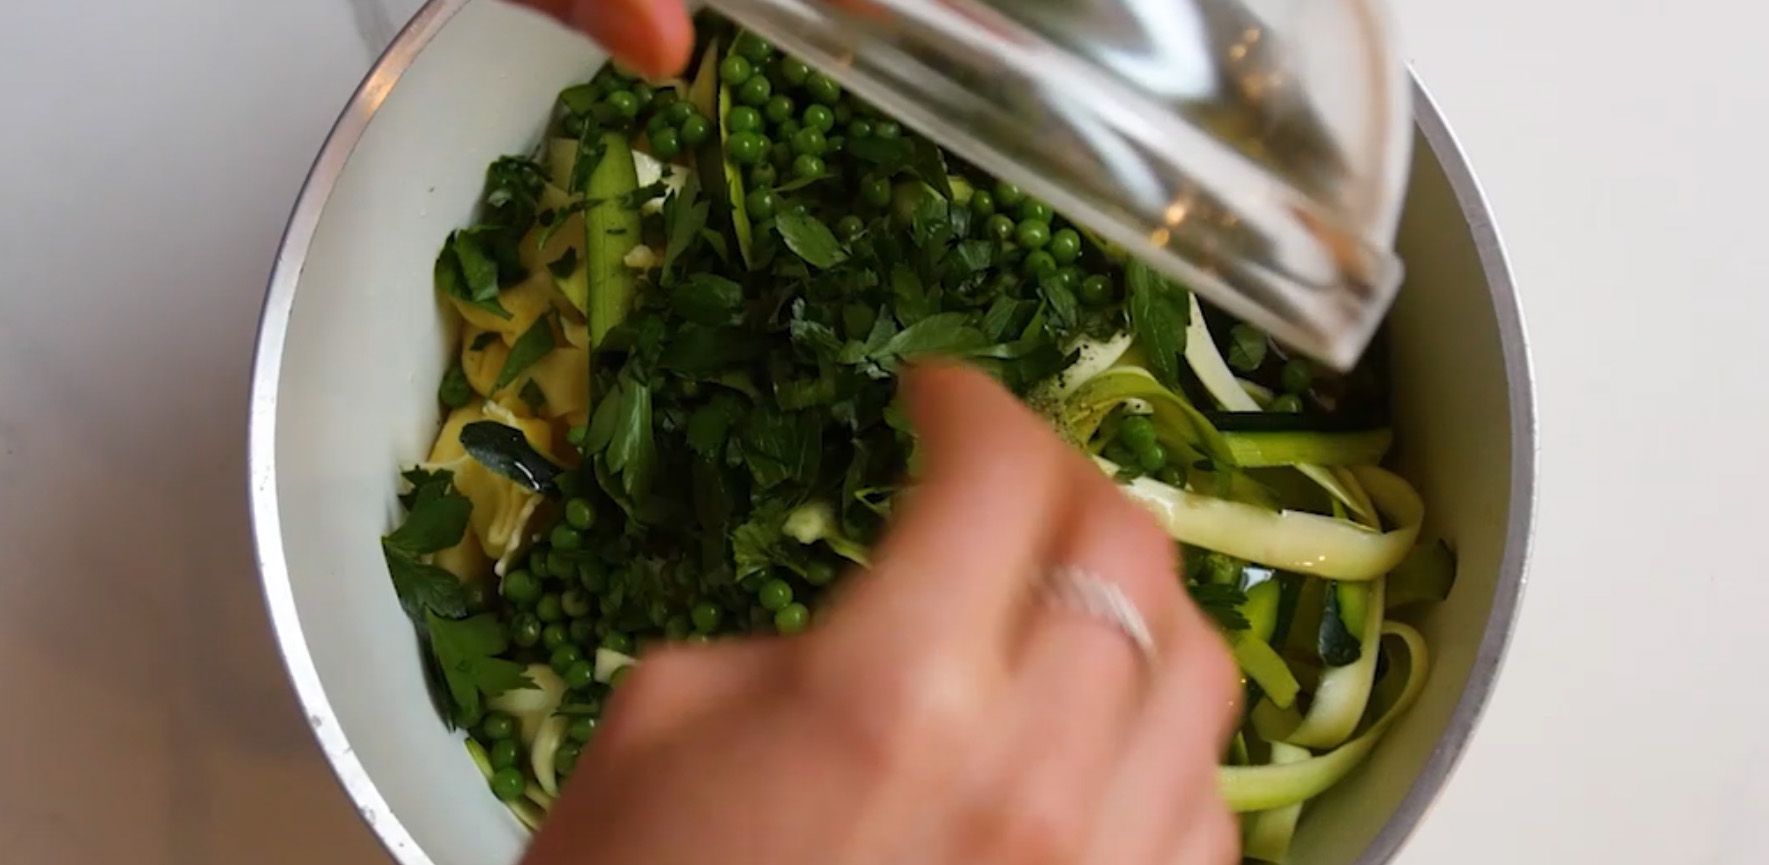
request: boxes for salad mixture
[380,17,1454,862]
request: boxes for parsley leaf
[493,314,556,392]
[381,470,471,621]
[438,362,473,408]
[878,311,987,363]
[435,237,511,320]
[426,612,534,721]
[547,247,579,281]
[661,173,708,280]
[670,273,744,325]
[1226,323,1268,372]
[587,376,657,500]
[1187,581,1250,632]
[741,406,822,489]
[1126,260,1191,388]
[775,211,847,269]
[384,551,468,620]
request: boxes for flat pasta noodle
[1108,461,1422,581]
[1219,623,1429,812]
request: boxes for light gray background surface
[2,1,1763,862]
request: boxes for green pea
[569,617,596,645]
[770,141,795,169]
[873,120,901,139]
[555,740,582,775]
[748,162,778,187]
[502,569,541,605]
[679,113,711,146]
[776,118,801,138]
[562,112,589,138]
[650,126,682,160]
[691,601,723,634]
[1014,219,1050,249]
[550,644,583,673]
[556,472,581,498]
[805,72,842,104]
[726,105,763,134]
[602,632,635,654]
[546,551,576,580]
[758,578,794,611]
[1281,358,1313,395]
[860,175,893,208]
[719,54,753,86]
[481,711,516,741]
[735,32,773,62]
[984,213,1016,242]
[632,83,655,110]
[847,119,874,139]
[993,180,1025,207]
[836,214,865,241]
[609,664,633,687]
[648,599,671,628]
[1138,443,1168,473]
[764,94,795,124]
[737,75,772,106]
[1269,394,1304,413]
[665,614,693,641]
[791,127,827,156]
[541,622,570,650]
[561,589,592,619]
[1104,440,1138,468]
[792,153,826,179]
[805,559,837,586]
[1048,228,1081,263]
[604,90,640,120]
[1120,415,1157,450]
[527,549,549,574]
[774,603,811,635]
[489,738,520,770]
[564,659,595,689]
[563,499,594,532]
[1023,250,1058,276]
[1079,274,1114,306]
[1016,199,1054,223]
[509,612,542,648]
[568,716,598,742]
[802,104,836,132]
[726,130,767,165]
[490,767,525,801]
[968,189,996,218]
[536,592,565,623]
[550,524,581,551]
[664,100,694,125]
[746,187,778,220]
[1055,266,1081,291]
[779,56,811,86]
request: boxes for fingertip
[571,0,695,79]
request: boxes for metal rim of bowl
[246,2,1539,862]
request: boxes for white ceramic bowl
[248,2,1536,862]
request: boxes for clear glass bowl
[706,0,1412,369]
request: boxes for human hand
[514,0,695,78]
[522,364,1242,865]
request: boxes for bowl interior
[254,3,1527,863]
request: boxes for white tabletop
[2,1,1764,862]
